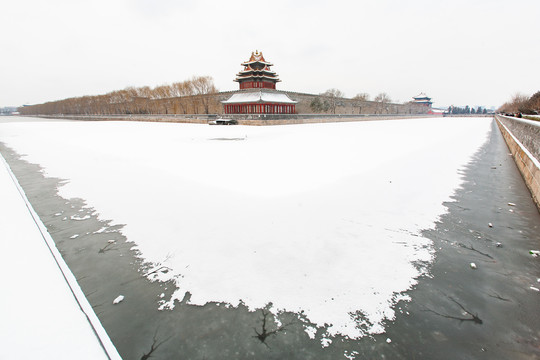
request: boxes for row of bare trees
[498,91,540,115]
[20,80,431,117]
[310,89,402,114]
[19,76,219,116]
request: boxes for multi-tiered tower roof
[234,51,281,90]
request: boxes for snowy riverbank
[0,153,119,359]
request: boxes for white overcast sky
[2,0,539,109]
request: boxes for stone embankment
[496,114,540,210]
[29,113,442,125]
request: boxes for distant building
[412,93,433,108]
[222,51,297,115]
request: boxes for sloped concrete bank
[496,114,540,210]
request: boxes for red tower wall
[239,81,276,90]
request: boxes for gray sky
[2,0,539,109]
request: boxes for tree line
[310,89,394,114]
[498,91,540,115]
[19,76,220,116]
[447,105,488,115]
[20,79,430,116]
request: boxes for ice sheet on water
[0,117,492,342]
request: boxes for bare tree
[18,75,219,116]
[527,91,540,112]
[171,81,194,97]
[321,88,344,114]
[374,92,391,114]
[353,93,370,101]
[153,85,173,99]
[170,80,194,114]
[309,97,328,113]
[352,93,370,114]
[499,92,529,113]
[511,93,529,113]
[191,76,218,114]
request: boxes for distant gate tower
[222,51,297,115]
[412,93,433,108]
[235,50,280,90]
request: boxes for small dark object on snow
[208,118,238,125]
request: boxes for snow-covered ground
[0,153,118,359]
[0,117,491,342]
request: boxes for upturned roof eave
[234,76,282,82]
[236,70,278,76]
[241,60,274,66]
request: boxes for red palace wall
[224,103,296,114]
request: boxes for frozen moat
[1,117,539,359]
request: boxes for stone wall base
[496,115,540,212]
[28,114,442,125]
